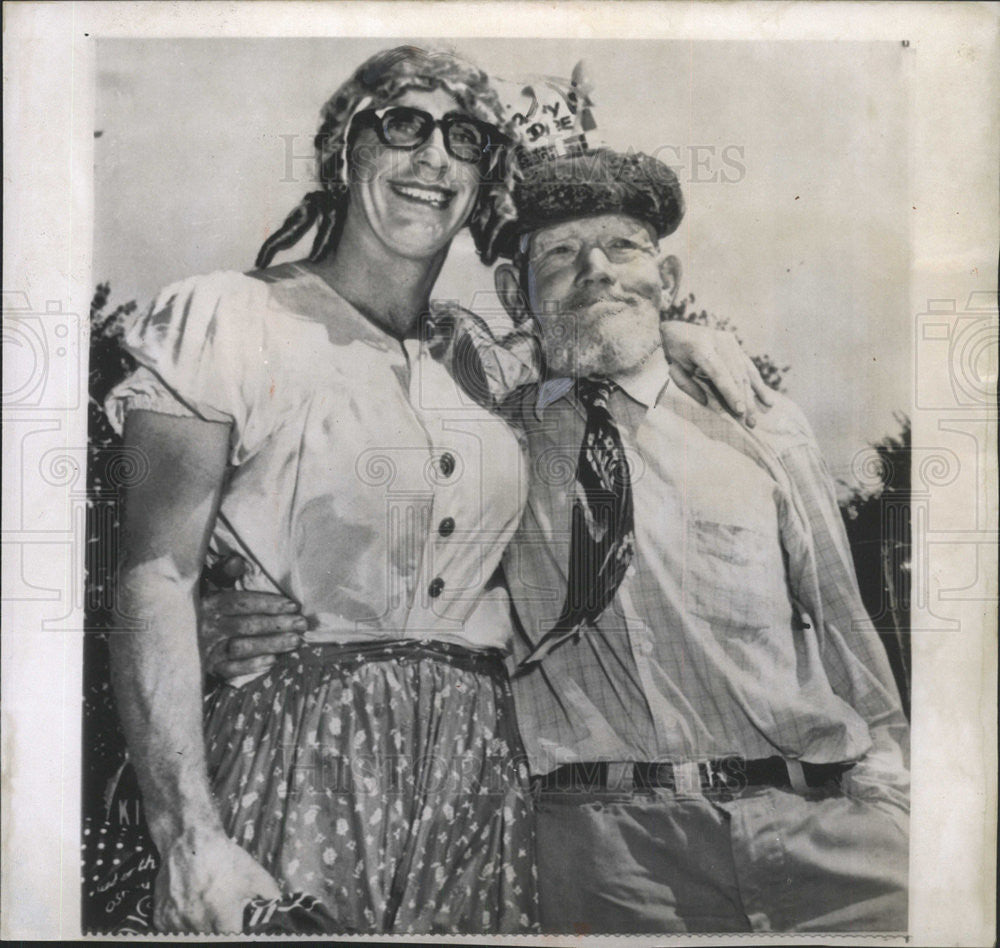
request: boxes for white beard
[540,299,662,378]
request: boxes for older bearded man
[484,147,909,934]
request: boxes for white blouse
[106,265,528,651]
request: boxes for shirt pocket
[686,518,778,636]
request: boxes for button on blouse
[104,267,528,650]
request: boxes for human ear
[494,263,531,324]
[658,254,682,306]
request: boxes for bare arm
[114,411,279,932]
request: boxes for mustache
[557,291,639,313]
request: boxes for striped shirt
[498,354,908,777]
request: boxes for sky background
[94,37,911,484]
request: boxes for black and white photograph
[2,3,997,944]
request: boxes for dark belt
[533,756,855,794]
[283,638,509,681]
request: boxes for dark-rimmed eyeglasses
[351,106,507,168]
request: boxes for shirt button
[439,452,455,477]
[438,517,455,537]
[428,577,445,598]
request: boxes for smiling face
[524,214,666,378]
[346,87,482,261]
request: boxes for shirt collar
[613,352,672,409]
[535,349,672,416]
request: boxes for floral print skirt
[203,638,538,935]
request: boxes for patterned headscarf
[256,45,518,268]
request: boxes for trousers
[535,781,908,934]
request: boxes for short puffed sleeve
[104,271,269,463]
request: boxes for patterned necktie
[521,378,635,667]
